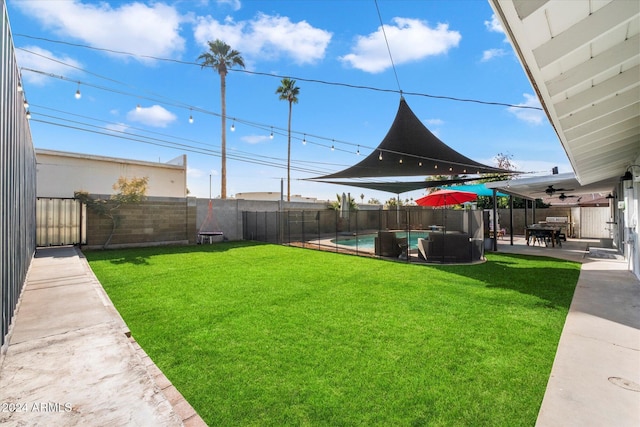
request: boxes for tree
[198,39,245,199]
[329,193,358,211]
[75,176,148,249]
[275,77,300,202]
[385,197,403,208]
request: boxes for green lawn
[84,242,581,426]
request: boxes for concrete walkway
[0,246,205,426]
[0,240,638,426]
[497,237,640,426]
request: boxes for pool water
[331,231,431,251]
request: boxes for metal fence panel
[244,208,485,264]
[36,198,86,246]
[1,1,37,349]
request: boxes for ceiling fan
[545,185,574,195]
[558,193,578,201]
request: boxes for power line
[20,65,379,153]
[28,107,347,176]
[15,33,543,110]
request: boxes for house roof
[488,0,640,188]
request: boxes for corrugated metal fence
[1,0,37,350]
[36,198,86,246]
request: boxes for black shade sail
[312,97,509,179]
[311,176,501,195]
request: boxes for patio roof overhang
[487,0,640,187]
[485,172,620,205]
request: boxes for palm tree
[198,39,245,199]
[275,78,300,202]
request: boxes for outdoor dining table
[525,226,562,247]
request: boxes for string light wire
[15,35,543,111]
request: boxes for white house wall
[36,149,187,198]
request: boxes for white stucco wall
[36,149,187,198]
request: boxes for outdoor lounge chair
[374,231,403,257]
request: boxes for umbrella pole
[442,195,446,263]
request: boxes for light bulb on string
[17,81,23,92]
[399,158,403,164]
[419,161,423,167]
[136,104,141,111]
[331,140,335,151]
[378,151,383,161]
[230,120,235,131]
[23,98,28,109]
[356,145,360,155]
[269,127,274,139]
[302,134,306,145]
[75,82,81,99]
[189,109,194,124]
[26,111,31,120]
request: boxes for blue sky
[9,0,571,202]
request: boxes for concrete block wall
[85,196,197,249]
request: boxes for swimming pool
[331,231,431,251]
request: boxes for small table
[198,231,223,244]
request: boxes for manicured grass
[84,242,581,426]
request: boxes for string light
[189,108,193,124]
[23,98,29,109]
[17,81,23,92]
[16,65,510,175]
[302,134,306,145]
[356,145,360,155]
[230,120,235,131]
[399,158,403,164]
[331,140,335,151]
[419,161,422,166]
[26,111,31,119]
[75,82,81,99]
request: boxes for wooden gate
[36,198,86,246]
[580,206,612,238]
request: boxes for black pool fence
[242,208,486,264]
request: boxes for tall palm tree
[198,39,245,199]
[275,78,300,202]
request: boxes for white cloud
[339,18,461,73]
[481,48,507,62]
[241,134,271,144]
[484,14,504,34]
[16,46,82,86]
[105,122,129,134]
[507,94,546,125]
[15,1,186,63]
[194,13,332,65]
[216,0,241,11]
[126,105,177,128]
[424,118,444,126]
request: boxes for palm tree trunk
[220,72,227,199]
[287,100,292,202]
